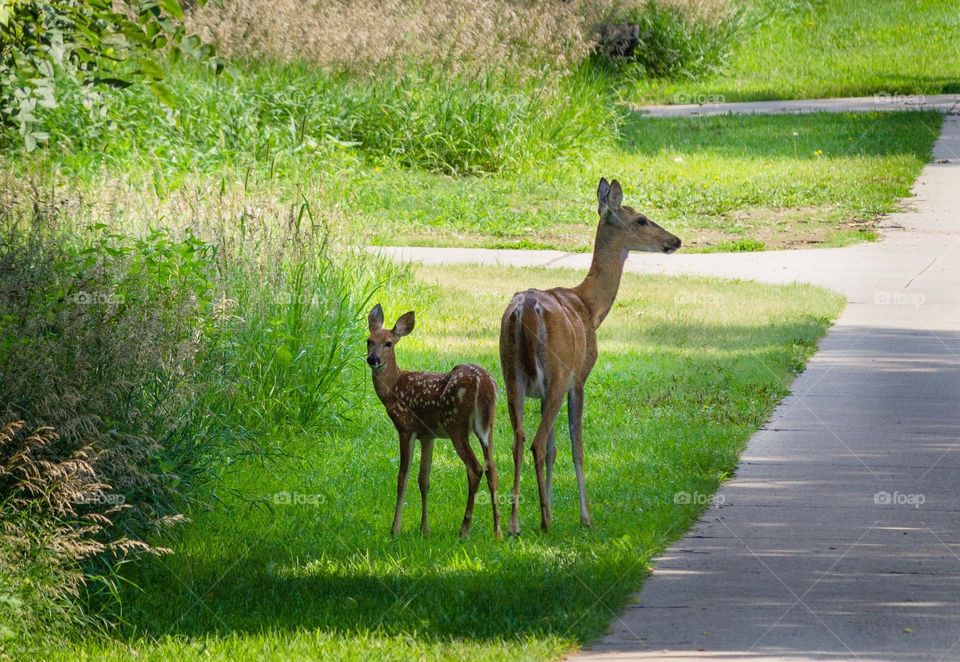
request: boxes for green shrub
[600,0,745,78]
[0,0,221,152]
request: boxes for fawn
[500,178,681,534]
[367,304,502,538]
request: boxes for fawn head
[367,304,415,370]
[597,177,681,254]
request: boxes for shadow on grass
[117,544,653,644]
[95,315,843,652]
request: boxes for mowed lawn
[351,111,940,252]
[63,264,843,661]
[67,107,940,253]
[632,0,960,103]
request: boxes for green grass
[59,263,843,661]
[26,106,939,254]
[353,111,940,251]
[633,0,960,103]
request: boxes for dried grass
[0,420,173,655]
[186,0,734,78]
[188,0,591,76]
[0,420,167,561]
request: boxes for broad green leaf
[158,0,185,21]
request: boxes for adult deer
[367,304,502,538]
[499,178,681,534]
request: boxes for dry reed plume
[187,0,732,77]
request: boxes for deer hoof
[581,515,593,528]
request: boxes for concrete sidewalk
[631,94,960,119]
[376,116,960,660]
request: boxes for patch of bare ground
[682,206,880,250]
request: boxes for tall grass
[0,179,398,655]
[31,62,623,177]
[186,0,737,79]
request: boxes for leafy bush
[0,0,220,151]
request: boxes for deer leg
[418,436,435,536]
[477,419,503,538]
[506,381,525,536]
[451,429,483,538]
[569,385,592,527]
[532,385,566,532]
[391,431,415,536]
[542,398,557,510]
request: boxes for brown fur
[499,178,681,534]
[367,305,502,538]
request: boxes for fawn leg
[391,430,415,536]
[418,437,435,536]
[477,421,502,538]
[531,384,566,532]
[505,381,525,536]
[451,429,483,538]
[569,384,591,527]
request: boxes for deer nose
[367,355,380,367]
[665,236,682,253]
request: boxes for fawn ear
[368,304,384,332]
[393,311,416,337]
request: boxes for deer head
[367,304,415,370]
[596,177,681,254]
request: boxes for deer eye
[637,217,648,226]
[385,342,392,348]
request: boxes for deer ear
[607,179,624,211]
[368,304,384,332]
[393,311,416,337]
[597,177,610,214]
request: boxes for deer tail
[473,372,496,448]
[516,295,541,383]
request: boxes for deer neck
[575,227,628,329]
[371,360,402,406]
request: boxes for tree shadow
[97,320,952,654]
